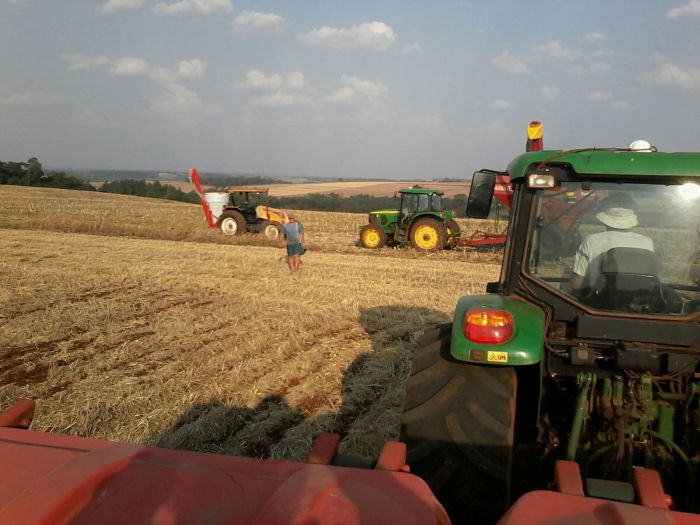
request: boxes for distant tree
[0,158,94,190]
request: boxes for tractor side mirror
[467,171,496,218]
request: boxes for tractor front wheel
[401,325,517,523]
[263,221,282,241]
[410,218,445,251]
[359,225,387,249]
[219,211,246,236]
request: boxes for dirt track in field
[0,186,499,461]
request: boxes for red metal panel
[633,468,672,510]
[0,427,450,525]
[554,460,585,496]
[0,399,35,429]
[306,432,340,465]
[374,441,408,472]
[498,491,700,525]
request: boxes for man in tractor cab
[570,192,654,292]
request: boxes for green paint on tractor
[400,130,700,523]
[358,186,461,251]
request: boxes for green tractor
[359,186,461,251]
[400,135,700,522]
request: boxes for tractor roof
[226,187,270,194]
[506,150,700,181]
[399,186,444,195]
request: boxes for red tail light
[464,309,513,344]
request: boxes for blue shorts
[287,243,304,256]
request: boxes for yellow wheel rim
[363,229,381,248]
[414,225,440,250]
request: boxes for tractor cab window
[525,180,700,316]
[401,193,418,217]
[431,194,443,211]
[417,193,430,212]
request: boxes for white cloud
[240,70,304,91]
[177,58,207,79]
[61,53,211,116]
[666,0,700,19]
[97,0,144,13]
[491,51,529,74]
[242,70,283,90]
[639,62,700,91]
[0,92,70,107]
[327,86,357,104]
[249,92,315,108]
[568,62,612,76]
[232,10,283,33]
[541,86,560,100]
[327,74,388,104]
[62,54,206,83]
[151,84,204,114]
[342,75,387,99]
[530,41,583,61]
[297,21,397,51]
[153,0,232,15]
[488,99,513,110]
[285,71,305,90]
[583,32,605,42]
[400,43,423,55]
[109,57,151,76]
[586,91,614,102]
[62,54,111,71]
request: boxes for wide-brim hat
[596,207,638,229]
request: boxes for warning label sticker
[487,351,508,363]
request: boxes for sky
[1,0,699,179]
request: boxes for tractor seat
[583,248,666,314]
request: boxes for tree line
[1,157,484,216]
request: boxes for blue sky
[1,0,699,179]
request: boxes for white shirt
[573,230,654,288]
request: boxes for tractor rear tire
[219,211,247,236]
[401,324,516,523]
[410,218,445,252]
[359,224,387,249]
[263,221,282,241]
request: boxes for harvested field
[0,185,500,461]
[0,184,503,259]
[260,181,470,198]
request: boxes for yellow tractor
[189,169,290,240]
[217,187,290,240]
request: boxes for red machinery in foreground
[2,399,700,525]
[453,121,541,250]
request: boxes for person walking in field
[280,213,306,273]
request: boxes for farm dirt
[0,187,500,461]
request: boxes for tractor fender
[450,294,546,366]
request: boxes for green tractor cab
[401,134,700,522]
[359,186,461,251]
